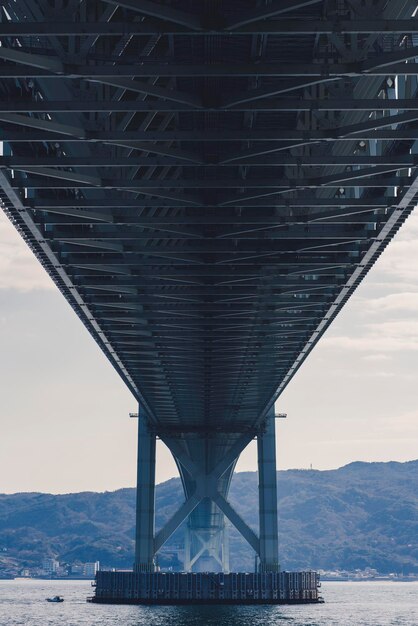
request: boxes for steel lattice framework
[1,0,418,573]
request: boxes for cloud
[381,409,418,436]
[367,319,418,335]
[323,210,418,354]
[376,240,418,284]
[365,292,418,314]
[323,336,418,352]
[323,318,418,352]
[0,210,55,291]
[362,354,392,362]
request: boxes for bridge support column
[134,409,156,572]
[183,524,192,572]
[156,432,256,572]
[258,407,279,572]
[222,522,230,573]
[183,520,229,573]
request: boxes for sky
[0,207,417,494]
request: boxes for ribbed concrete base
[91,571,322,605]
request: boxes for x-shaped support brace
[154,432,260,555]
[187,529,224,569]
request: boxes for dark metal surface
[1,0,417,441]
[92,570,320,604]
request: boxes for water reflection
[0,580,417,626]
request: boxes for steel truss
[1,0,417,573]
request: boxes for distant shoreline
[3,577,95,581]
[2,576,418,583]
[321,577,418,583]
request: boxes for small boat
[46,595,64,603]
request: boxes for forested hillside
[0,460,417,576]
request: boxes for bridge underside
[1,0,417,586]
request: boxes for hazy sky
[0,207,417,494]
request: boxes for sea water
[0,579,417,625]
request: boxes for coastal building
[83,561,100,578]
[41,558,59,575]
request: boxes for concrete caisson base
[91,571,322,605]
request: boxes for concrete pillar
[222,523,230,573]
[183,524,192,572]
[134,409,156,572]
[257,406,279,572]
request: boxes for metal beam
[32,197,394,208]
[0,47,63,73]
[154,493,202,552]
[4,58,418,78]
[86,77,201,107]
[101,0,202,30]
[6,128,418,142]
[213,493,260,555]
[2,19,418,36]
[0,113,86,138]
[3,154,418,168]
[226,0,323,29]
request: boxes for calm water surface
[0,579,417,625]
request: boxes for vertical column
[222,523,230,573]
[183,524,192,572]
[134,408,156,572]
[257,406,279,572]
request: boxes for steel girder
[0,0,417,491]
[3,19,418,37]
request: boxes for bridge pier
[132,404,278,573]
[92,404,320,604]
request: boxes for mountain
[0,460,417,576]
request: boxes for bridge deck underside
[1,0,417,445]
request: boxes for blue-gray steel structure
[1,0,418,574]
